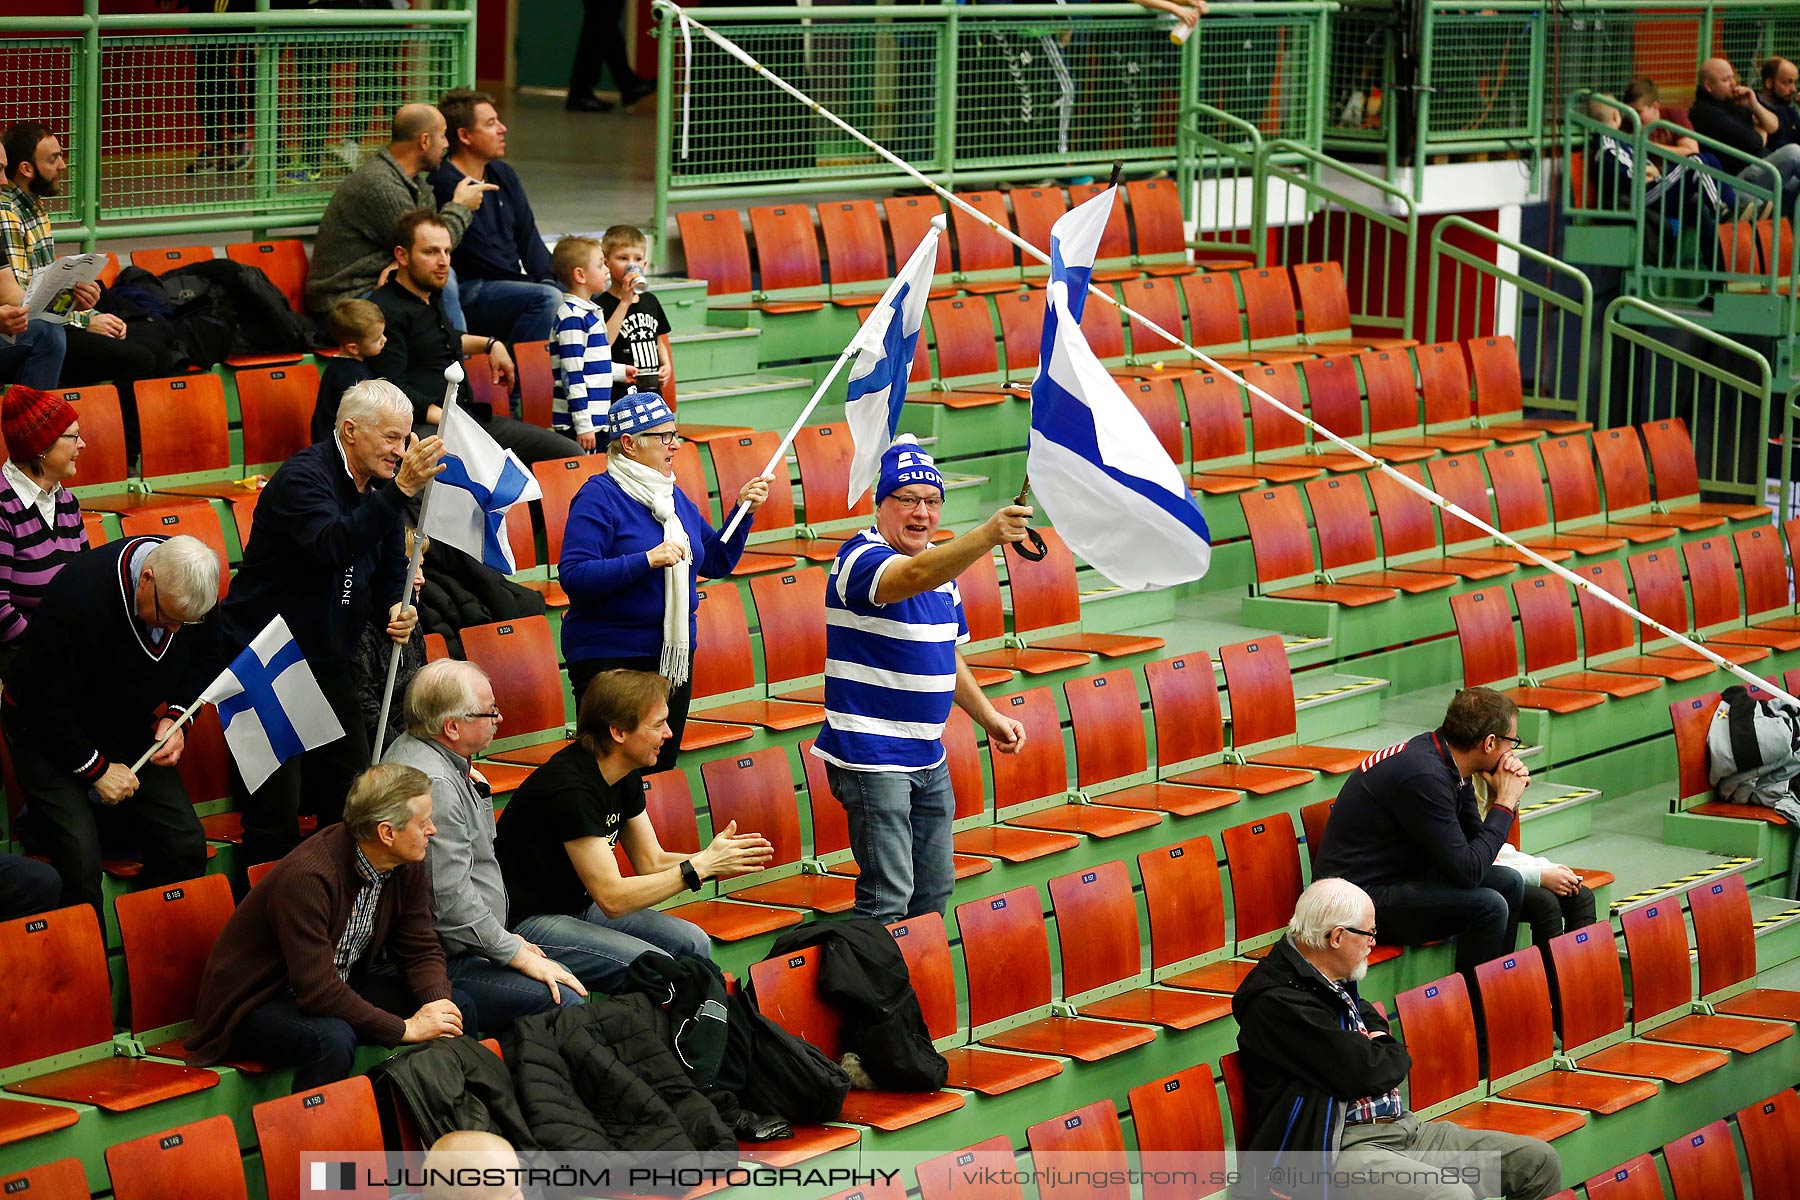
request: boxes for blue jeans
[228,967,481,1094]
[513,903,711,994]
[827,760,955,924]
[0,320,67,389]
[458,278,563,346]
[445,951,582,1032]
[1366,865,1525,982]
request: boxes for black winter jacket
[372,1036,538,1149]
[767,917,948,1090]
[1230,937,1412,1199]
[503,994,737,1162]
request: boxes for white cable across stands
[654,1,1798,707]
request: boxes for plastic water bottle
[1169,18,1196,46]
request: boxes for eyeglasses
[886,493,944,511]
[56,430,81,442]
[1340,925,1378,941]
[632,431,681,447]
[152,580,205,627]
[1494,733,1524,748]
[461,710,503,722]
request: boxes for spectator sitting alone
[428,89,563,346]
[1312,686,1527,989]
[1232,877,1563,1200]
[186,762,477,1093]
[368,209,579,465]
[310,298,385,445]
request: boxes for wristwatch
[679,859,703,892]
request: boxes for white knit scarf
[607,450,693,684]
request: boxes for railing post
[251,0,278,216]
[1412,1,1433,202]
[78,0,101,250]
[653,4,674,249]
[938,0,958,193]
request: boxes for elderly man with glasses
[1232,877,1563,1200]
[0,533,220,915]
[382,658,586,1031]
[810,436,1035,924]
[1313,686,1530,989]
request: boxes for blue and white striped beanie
[876,435,944,503]
[608,392,675,440]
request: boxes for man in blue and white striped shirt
[812,436,1033,922]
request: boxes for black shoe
[565,93,614,113]
[620,77,657,107]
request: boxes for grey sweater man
[382,732,520,964]
[305,149,473,317]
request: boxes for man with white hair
[0,533,220,914]
[384,659,586,1030]
[1231,878,1562,1200]
[220,377,446,872]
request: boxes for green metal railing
[651,2,1334,236]
[1426,215,1592,424]
[0,2,474,248]
[1605,297,1773,500]
[1418,2,1544,158]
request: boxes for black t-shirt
[596,291,672,388]
[493,742,647,922]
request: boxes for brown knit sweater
[185,823,452,1065]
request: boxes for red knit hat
[2,385,77,462]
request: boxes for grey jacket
[305,148,473,315]
[383,733,521,964]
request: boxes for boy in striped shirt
[811,437,1034,922]
[549,236,633,452]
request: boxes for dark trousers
[3,720,207,918]
[567,654,691,775]
[236,668,369,873]
[193,42,249,152]
[1520,882,1596,951]
[1367,865,1525,982]
[568,0,642,99]
[59,325,164,390]
[0,853,62,922]
[229,966,481,1094]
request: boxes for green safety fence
[1418,2,1544,156]
[0,3,474,248]
[1425,214,1591,424]
[1604,296,1773,501]
[1321,0,1397,159]
[651,2,1334,236]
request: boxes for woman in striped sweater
[0,385,87,678]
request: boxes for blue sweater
[559,472,754,664]
[427,158,555,285]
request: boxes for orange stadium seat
[701,748,853,913]
[252,1077,386,1200]
[106,1114,247,1200]
[1662,1120,1745,1200]
[986,686,1161,839]
[1548,921,1726,1082]
[1063,667,1240,817]
[226,239,309,312]
[1025,1100,1131,1200]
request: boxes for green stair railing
[0,1,475,248]
[1601,297,1773,501]
[1426,214,1592,426]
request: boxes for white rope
[652,1,1797,708]
[676,6,694,162]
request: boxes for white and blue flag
[199,617,345,793]
[422,401,542,574]
[1026,187,1212,591]
[844,214,946,505]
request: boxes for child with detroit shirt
[550,235,640,452]
[597,225,673,397]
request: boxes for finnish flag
[421,402,543,575]
[844,214,945,505]
[1025,186,1212,591]
[199,617,345,794]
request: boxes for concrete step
[670,324,763,381]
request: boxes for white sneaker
[331,138,364,170]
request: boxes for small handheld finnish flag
[1026,187,1211,591]
[200,617,345,793]
[421,402,542,574]
[844,215,945,505]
